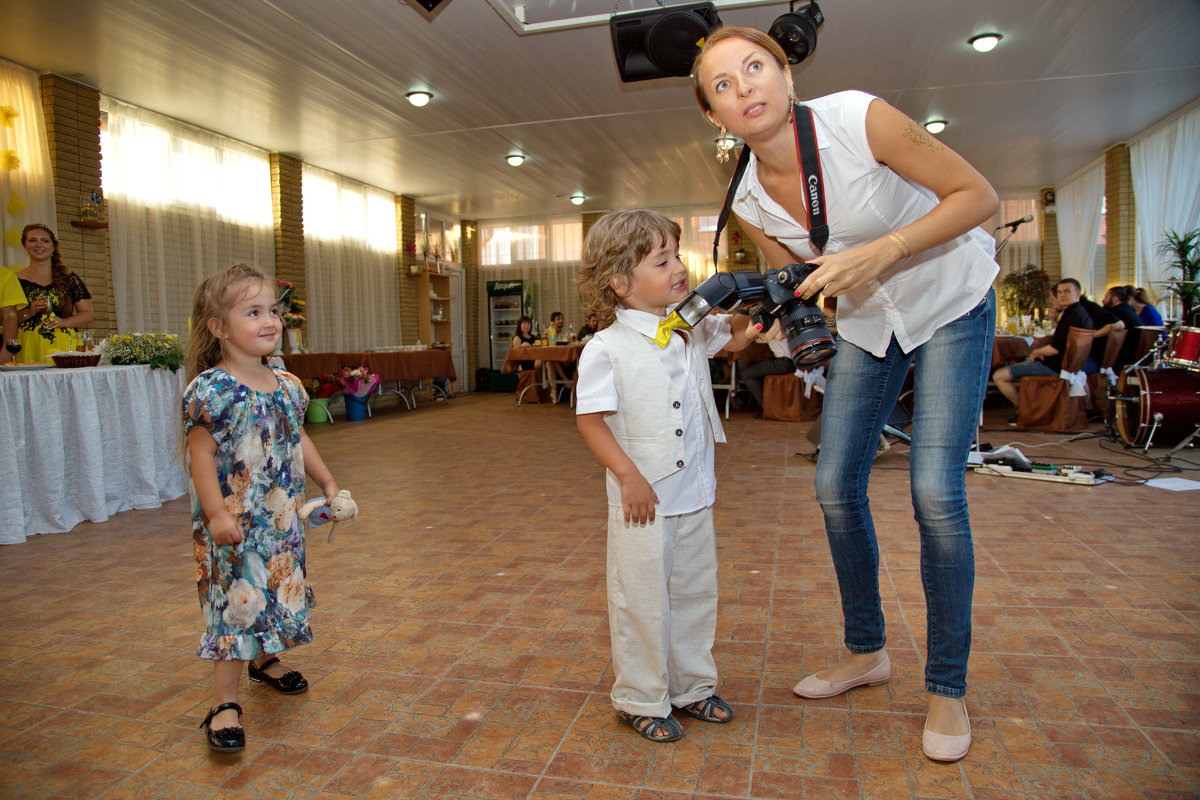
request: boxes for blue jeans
[814,290,994,697]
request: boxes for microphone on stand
[995,214,1034,231]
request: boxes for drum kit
[1111,324,1200,454]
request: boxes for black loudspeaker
[768,1,824,65]
[610,2,720,83]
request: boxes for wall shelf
[69,220,108,229]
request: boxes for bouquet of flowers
[277,278,295,308]
[309,374,341,399]
[282,312,306,329]
[99,332,184,372]
[341,366,379,398]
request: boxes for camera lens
[780,300,836,368]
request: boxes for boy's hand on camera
[209,512,243,545]
[620,473,658,525]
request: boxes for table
[280,350,457,411]
[0,365,189,544]
[712,342,774,419]
[992,336,1032,369]
[503,345,582,405]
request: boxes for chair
[1087,327,1127,422]
[710,359,738,420]
[1016,326,1094,430]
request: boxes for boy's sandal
[679,695,734,723]
[247,656,309,695]
[617,710,683,742]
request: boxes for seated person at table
[992,278,1094,421]
[547,311,572,395]
[1102,285,1144,371]
[575,209,762,743]
[1,267,27,358]
[510,315,538,371]
[578,313,601,341]
[1076,282,1123,373]
[739,337,793,414]
[1129,286,1164,327]
[13,224,94,363]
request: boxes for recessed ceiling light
[569,194,585,206]
[924,119,947,135]
[405,90,433,107]
[968,33,1002,53]
[506,154,525,167]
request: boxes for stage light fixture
[405,90,433,107]
[570,194,586,206]
[924,119,947,134]
[968,33,1002,53]
[610,2,719,83]
[506,154,525,167]
[768,1,824,65]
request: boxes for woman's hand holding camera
[795,238,898,300]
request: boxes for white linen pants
[607,504,718,717]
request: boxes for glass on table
[5,340,21,359]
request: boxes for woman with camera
[692,26,998,761]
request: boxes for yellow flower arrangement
[99,332,184,372]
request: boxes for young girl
[575,210,761,742]
[182,263,340,753]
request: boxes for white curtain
[0,59,54,267]
[1131,102,1200,313]
[991,197,1041,279]
[100,97,274,336]
[1055,162,1105,297]
[302,165,399,352]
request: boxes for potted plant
[998,265,1052,323]
[1160,228,1199,326]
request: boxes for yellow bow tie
[652,312,692,348]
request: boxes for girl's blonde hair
[577,210,681,325]
[691,25,790,118]
[184,263,271,382]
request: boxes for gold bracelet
[887,231,912,258]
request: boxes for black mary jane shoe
[247,656,309,695]
[200,702,245,753]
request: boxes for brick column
[461,219,479,386]
[395,195,420,344]
[1104,144,1136,287]
[270,153,305,340]
[39,75,113,336]
[1039,186,1062,282]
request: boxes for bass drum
[1114,367,1200,448]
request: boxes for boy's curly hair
[577,210,681,326]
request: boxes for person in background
[1129,286,1164,327]
[578,312,601,341]
[738,337,794,416]
[692,26,998,762]
[182,263,341,753]
[547,310,572,393]
[1102,285,1144,371]
[993,278,1094,419]
[1,267,27,358]
[1072,280,1123,373]
[13,224,93,362]
[575,209,762,743]
[549,311,566,341]
[510,315,537,371]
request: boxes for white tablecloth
[0,365,189,544]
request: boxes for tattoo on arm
[902,122,945,153]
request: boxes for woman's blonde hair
[691,25,790,118]
[184,263,271,382]
[577,210,681,325]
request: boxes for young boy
[575,210,761,742]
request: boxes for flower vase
[273,334,284,355]
[306,398,332,424]
[286,328,301,353]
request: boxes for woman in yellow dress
[13,223,93,363]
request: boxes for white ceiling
[2,0,1198,221]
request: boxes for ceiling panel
[1,0,1196,220]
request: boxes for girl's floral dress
[182,365,313,661]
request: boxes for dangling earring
[787,86,798,106]
[715,126,735,164]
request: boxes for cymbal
[1137,325,1167,330]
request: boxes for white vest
[598,322,725,485]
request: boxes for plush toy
[298,489,359,542]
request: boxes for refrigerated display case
[487,279,530,370]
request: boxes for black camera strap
[712,102,828,268]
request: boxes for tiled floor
[1,390,1198,799]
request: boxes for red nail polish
[754,323,763,331]
[794,289,803,297]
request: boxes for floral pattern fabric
[15,273,91,362]
[182,365,313,661]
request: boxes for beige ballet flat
[922,697,971,762]
[792,652,891,699]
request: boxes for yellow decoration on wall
[4,227,22,247]
[0,150,20,170]
[0,106,17,127]
[7,191,27,216]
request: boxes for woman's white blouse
[732,90,998,357]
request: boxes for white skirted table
[0,364,189,544]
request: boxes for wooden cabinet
[418,270,452,349]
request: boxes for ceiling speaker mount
[610,2,720,83]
